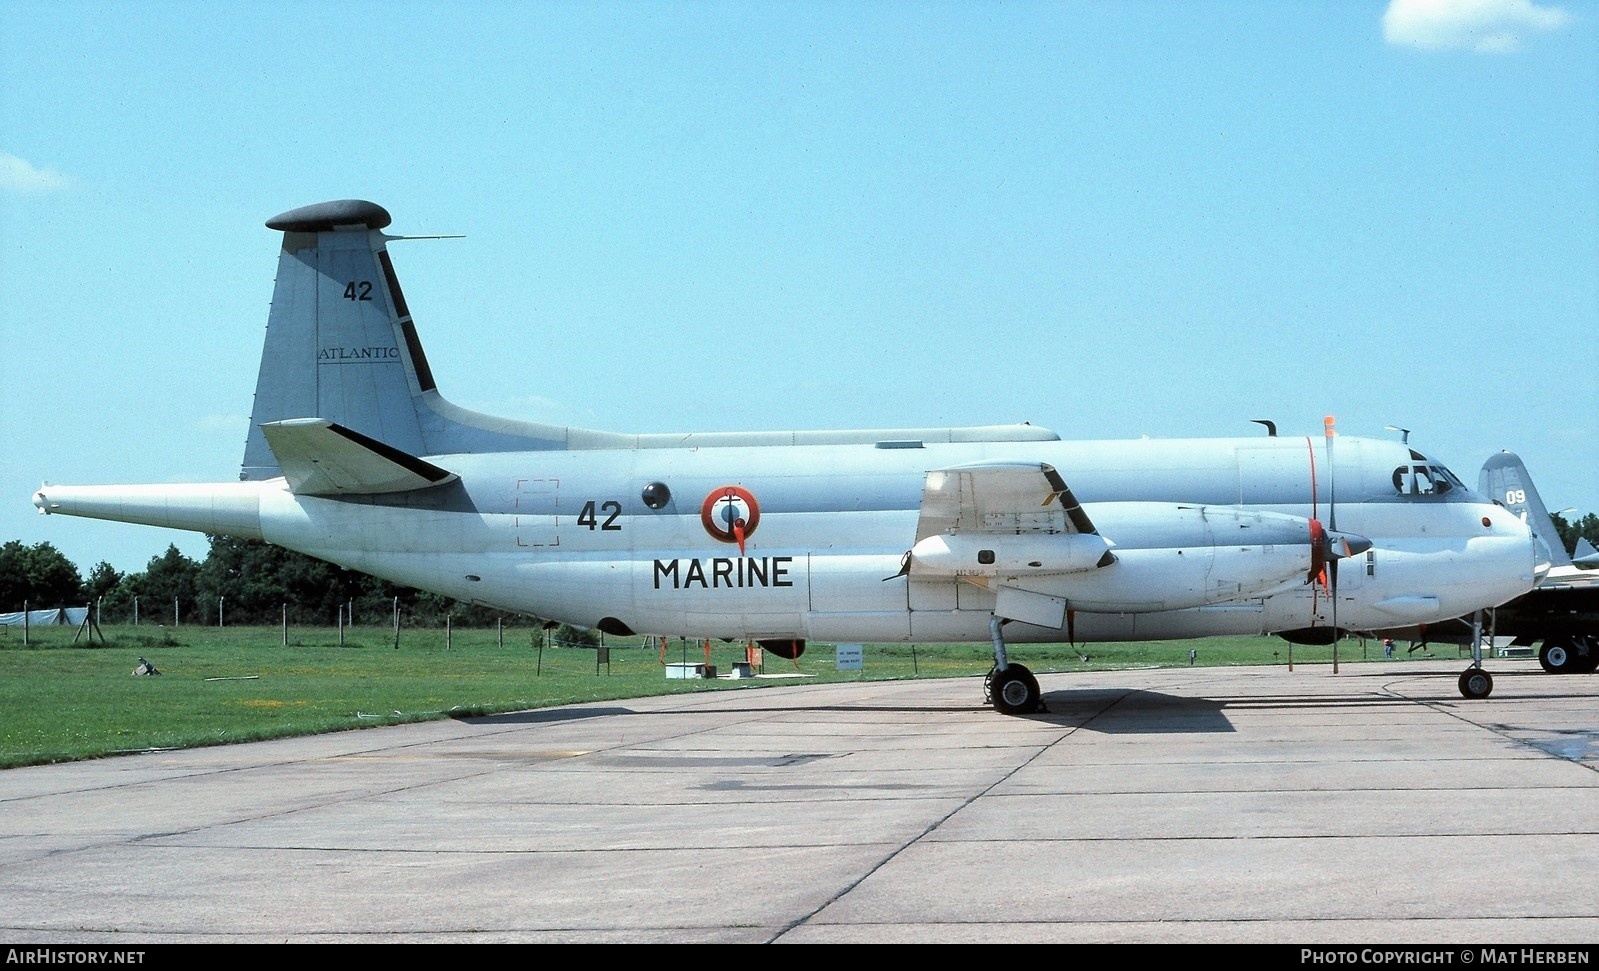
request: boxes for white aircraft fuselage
[32,200,1539,711]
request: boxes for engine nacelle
[973,503,1362,614]
[1008,544,1311,612]
[909,532,1113,577]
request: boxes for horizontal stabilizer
[260,419,458,495]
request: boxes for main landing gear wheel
[986,663,1042,715]
[1458,667,1493,699]
[1539,638,1577,674]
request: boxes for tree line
[0,536,524,628]
[6,511,1599,628]
[1552,512,1599,563]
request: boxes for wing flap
[914,462,1098,542]
[260,419,458,495]
[907,462,1115,578]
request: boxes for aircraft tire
[1458,667,1493,700]
[989,664,1041,715]
[1539,638,1577,674]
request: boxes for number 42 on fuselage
[31,200,1540,712]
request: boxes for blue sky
[2,0,1595,577]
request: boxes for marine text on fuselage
[653,556,794,589]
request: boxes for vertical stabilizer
[243,201,430,480]
[242,200,586,481]
[1479,450,1570,571]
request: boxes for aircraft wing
[260,419,459,496]
[914,462,1098,542]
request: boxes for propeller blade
[1324,416,1337,533]
[1305,418,1360,634]
[1307,517,1327,585]
[1324,416,1339,635]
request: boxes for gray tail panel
[242,201,570,481]
[1479,450,1571,569]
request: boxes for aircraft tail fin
[1574,537,1599,568]
[1479,450,1570,571]
[241,200,581,481]
[240,200,1064,480]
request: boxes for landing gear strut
[985,615,1043,714]
[1458,609,1494,699]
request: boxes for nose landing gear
[1457,610,1494,699]
[1458,666,1493,700]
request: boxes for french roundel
[701,485,760,544]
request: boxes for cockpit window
[1392,462,1464,496]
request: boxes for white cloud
[0,152,70,192]
[1383,0,1572,52]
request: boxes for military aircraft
[1479,451,1597,587]
[1374,451,1598,675]
[32,200,1540,711]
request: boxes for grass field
[0,621,1447,769]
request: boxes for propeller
[1323,417,1341,653]
[1307,416,1372,637]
